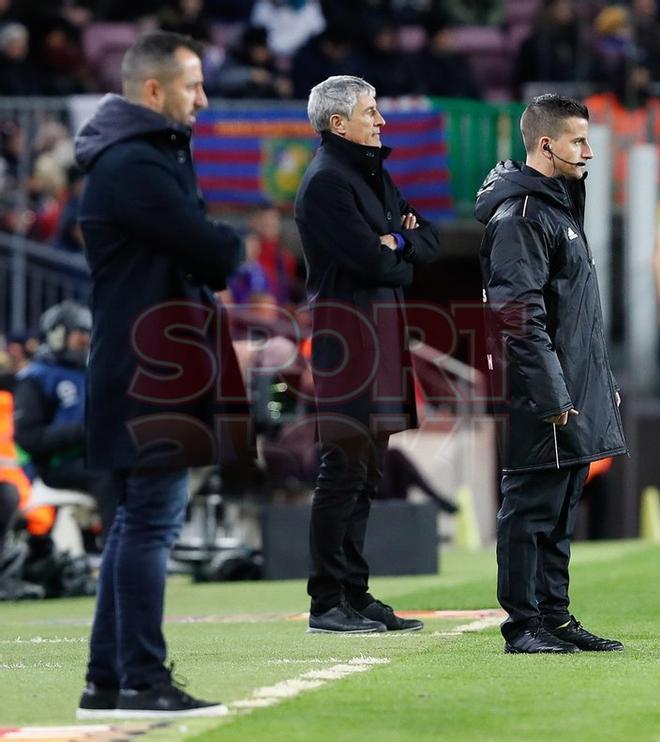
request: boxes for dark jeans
[307,433,388,615]
[497,464,589,640]
[85,468,188,690]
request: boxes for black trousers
[307,433,389,615]
[497,464,589,640]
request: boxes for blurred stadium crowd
[1,0,659,100]
[1,0,659,261]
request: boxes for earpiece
[542,143,585,168]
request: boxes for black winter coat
[295,132,442,442]
[75,95,248,470]
[475,161,626,472]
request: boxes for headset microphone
[544,143,586,168]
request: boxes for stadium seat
[472,55,514,101]
[451,26,513,101]
[82,23,138,92]
[508,22,534,51]
[210,22,244,51]
[506,0,540,25]
[452,25,504,54]
[398,25,427,53]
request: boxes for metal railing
[1,232,89,335]
[0,98,86,334]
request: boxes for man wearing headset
[475,94,627,653]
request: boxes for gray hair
[0,22,28,52]
[307,76,376,134]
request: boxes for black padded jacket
[475,160,626,472]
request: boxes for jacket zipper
[552,423,560,469]
[562,181,594,265]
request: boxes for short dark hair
[121,31,204,97]
[520,94,589,153]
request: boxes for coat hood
[74,94,190,171]
[475,160,580,225]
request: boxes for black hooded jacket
[75,95,247,470]
[475,161,626,472]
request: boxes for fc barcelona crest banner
[193,102,454,221]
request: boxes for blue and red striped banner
[193,105,454,221]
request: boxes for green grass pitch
[0,541,658,741]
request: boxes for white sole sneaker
[113,703,229,719]
[306,626,384,634]
[75,708,119,720]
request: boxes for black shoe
[546,615,624,652]
[308,601,387,634]
[504,627,581,654]
[358,600,424,632]
[76,682,119,720]
[116,682,228,718]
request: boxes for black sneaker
[504,627,581,654]
[545,615,624,652]
[76,682,119,720]
[116,682,228,718]
[308,601,387,634]
[358,600,424,632]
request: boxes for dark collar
[520,162,587,217]
[320,131,391,173]
[521,164,546,178]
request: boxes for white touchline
[300,664,372,680]
[0,636,88,644]
[454,617,503,633]
[267,657,345,665]
[230,657,391,711]
[0,725,115,738]
[431,615,503,637]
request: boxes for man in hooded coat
[74,31,246,718]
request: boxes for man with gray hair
[73,32,246,717]
[0,22,40,96]
[295,75,442,634]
